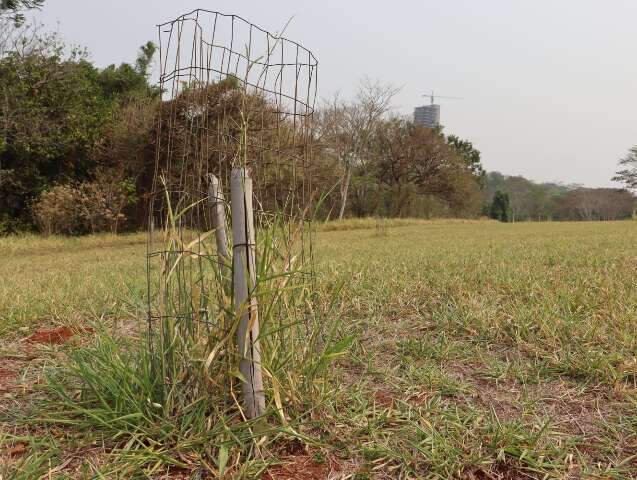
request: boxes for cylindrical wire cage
[151,9,317,219]
[146,9,318,407]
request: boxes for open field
[2,219,637,478]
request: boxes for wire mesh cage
[151,9,317,216]
[146,9,319,418]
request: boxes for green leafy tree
[0,37,110,230]
[446,134,485,181]
[0,0,44,25]
[0,32,157,232]
[98,42,159,99]
[489,190,512,222]
[135,41,157,78]
[612,145,637,191]
[483,171,571,221]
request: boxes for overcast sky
[36,0,637,187]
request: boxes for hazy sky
[35,0,637,187]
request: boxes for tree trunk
[338,167,352,220]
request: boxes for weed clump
[44,214,348,477]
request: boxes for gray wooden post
[207,174,231,280]
[230,167,265,418]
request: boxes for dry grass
[316,216,495,232]
[2,220,637,478]
[0,232,147,337]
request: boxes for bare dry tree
[556,188,634,221]
[0,19,47,58]
[317,78,399,219]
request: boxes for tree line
[0,18,159,234]
[0,21,486,234]
[483,172,635,222]
[1,14,635,234]
[313,80,485,220]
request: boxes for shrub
[77,175,137,234]
[32,184,84,235]
[31,175,138,235]
[0,213,32,235]
[43,211,349,476]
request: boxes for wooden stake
[230,167,265,418]
[207,174,231,280]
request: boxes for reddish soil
[263,455,331,480]
[0,366,18,392]
[277,439,307,456]
[261,452,351,480]
[373,389,396,408]
[7,442,27,457]
[406,390,431,405]
[26,326,94,344]
[463,461,531,480]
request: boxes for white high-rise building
[414,104,440,128]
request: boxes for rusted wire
[147,9,318,341]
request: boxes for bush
[0,213,32,235]
[31,175,137,235]
[32,185,84,235]
[77,175,137,234]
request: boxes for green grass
[2,220,637,478]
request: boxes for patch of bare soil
[0,441,28,473]
[373,389,396,408]
[0,365,18,392]
[463,461,539,480]
[263,454,338,480]
[26,326,94,344]
[262,442,349,480]
[526,380,603,436]
[406,390,431,405]
[448,361,611,437]
[4,441,27,457]
[469,377,523,422]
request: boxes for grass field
[1,219,637,478]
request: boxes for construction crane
[415,90,463,128]
[422,90,463,105]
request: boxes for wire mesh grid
[145,9,318,385]
[151,9,317,212]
